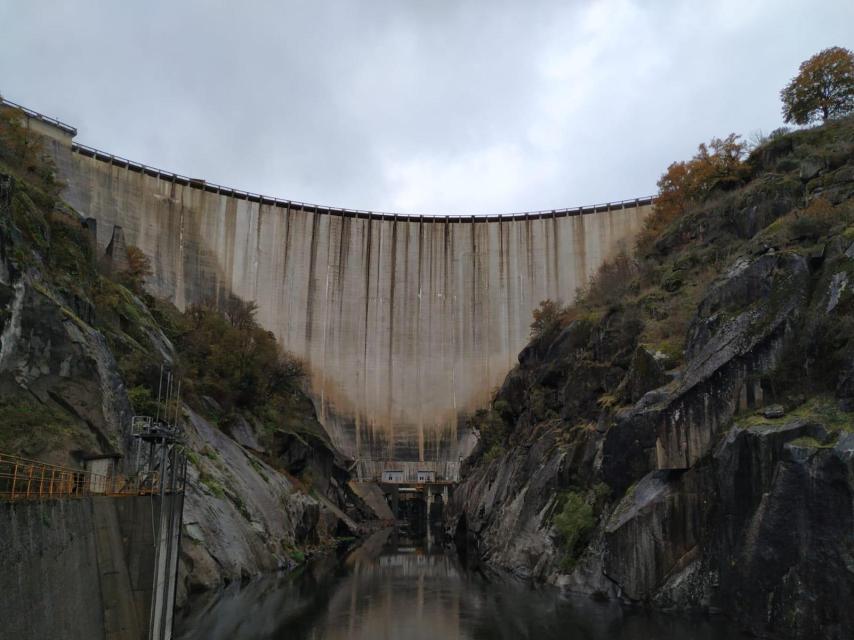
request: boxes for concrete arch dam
[18,101,652,462]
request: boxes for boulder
[761,404,785,419]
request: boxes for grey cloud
[1,0,852,214]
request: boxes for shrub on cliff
[180,296,304,413]
[553,490,597,569]
[0,101,60,198]
[637,134,749,256]
[529,298,566,339]
[580,249,636,309]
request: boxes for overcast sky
[1,1,852,215]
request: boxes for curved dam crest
[24,104,651,461]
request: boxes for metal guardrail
[0,97,77,136]
[0,452,164,501]
[2,95,656,221]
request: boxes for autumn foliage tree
[638,134,748,254]
[780,47,854,125]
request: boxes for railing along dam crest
[4,98,655,462]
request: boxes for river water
[175,529,741,640]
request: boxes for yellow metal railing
[0,453,161,501]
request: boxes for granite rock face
[178,408,354,604]
[450,244,854,636]
[0,275,134,461]
[712,425,854,638]
[0,172,367,603]
[602,251,809,492]
[448,119,854,639]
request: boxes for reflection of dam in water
[12,99,652,461]
[175,530,741,640]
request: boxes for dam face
[22,103,651,461]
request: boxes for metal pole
[173,380,181,430]
[155,364,164,422]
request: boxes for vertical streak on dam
[45,134,651,462]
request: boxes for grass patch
[736,395,854,432]
[198,471,226,498]
[789,434,839,449]
[248,455,270,483]
[0,395,89,456]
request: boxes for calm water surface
[175,529,742,640]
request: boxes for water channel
[175,527,743,640]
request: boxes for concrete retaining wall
[0,500,105,639]
[0,496,179,640]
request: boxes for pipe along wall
[36,114,651,462]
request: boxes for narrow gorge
[1,92,853,639]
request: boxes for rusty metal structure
[0,453,171,501]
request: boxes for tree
[780,47,854,125]
[122,245,153,293]
[223,295,259,330]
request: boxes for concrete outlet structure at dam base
[13,99,653,462]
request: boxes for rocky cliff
[0,113,373,602]
[447,117,854,639]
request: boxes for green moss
[59,305,91,332]
[11,191,49,251]
[279,539,308,564]
[230,491,252,521]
